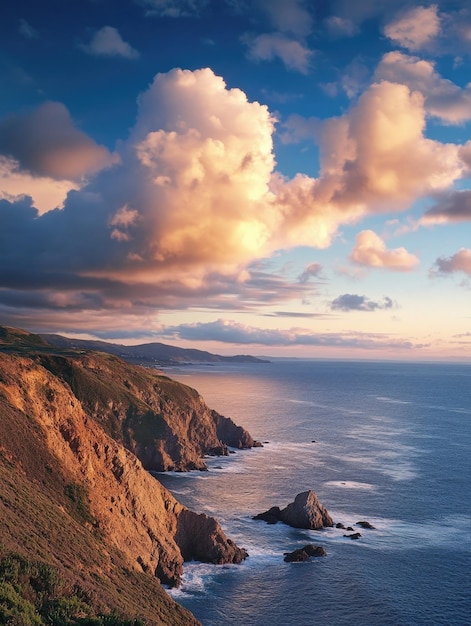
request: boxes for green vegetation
[64,484,95,526]
[0,553,145,625]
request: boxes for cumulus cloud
[331,293,394,312]
[432,249,471,276]
[81,26,139,59]
[350,230,419,271]
[161,318,422,349]
[0,67,468,329]
[0,102,116,181]
[383,4,440,51]
[244,33,313,73]
[375,51,471,124]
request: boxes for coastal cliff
[0,326,255,624]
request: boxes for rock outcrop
[283,544,327,562]
[253,490,334,529]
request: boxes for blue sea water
[157,360,471,626]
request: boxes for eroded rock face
[0,351,248,587]
[254,490,334,530]
[36,352,257,472]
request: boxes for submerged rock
[356,520,375,529]
[253,490,334,530]
[344,532,362,540]
[284,544,327,562]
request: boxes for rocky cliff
[0,326,256,624]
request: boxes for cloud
[298,262,323,283]
[350,230,419,271]
[383,4,440,51]
[324,15,359,38]
[81,26,140,59]
[19,19,38,39]
[330,293,394,312]
[161,318,423,350]
[256,0,313,37]
[244,33,313,74]
[0,157,78,214]
[312,81,464,212]
[0,102,116,181]
[136,0,208,17]
[421,190,471,225]
[0,67,467,330]
[432,249,471,276]
[375,51,471,124]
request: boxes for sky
[1,0,471,361]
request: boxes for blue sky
[1,0,471,360]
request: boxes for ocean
[157,359,471,626]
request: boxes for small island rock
[356,520,375,529]
[284,544,327,562]
[253,490,333,530]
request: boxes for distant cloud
[81,26,139,59]
[432,249,471,277]
[244,32,313,73]
[137,0,208,17]
[0,101,116,181]
[324,16,358,38]
[421,190,471,225]
[331,293,394,312]
[350,230,419,271]
[256,0,313,37]
[298,262,323,283]
[162,318,422,350]
[19,19,38,39]
[375,51,471,124]
[383,4,440,51]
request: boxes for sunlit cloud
[375,51,471,124]
[161,318,425,349]
[350,230,419,271]
[331,293,394,312]
[81,26,140,59]
[421,190,471,225]
[383,4,440,51]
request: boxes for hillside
[0,326,258,624]
[41,333,270,366]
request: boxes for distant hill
[41,333,269,365]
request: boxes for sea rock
[279,491,334,529]
[336,522,346,529]
[356,520,375,529]
[344,532,362,540]
[253,491,334,530]
[284,544,327,562]
[252,506,282,524]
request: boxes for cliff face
[36,351,257,472]
[0,329,255,623]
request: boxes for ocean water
[157,360,471,626]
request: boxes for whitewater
[157,359,471,625]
